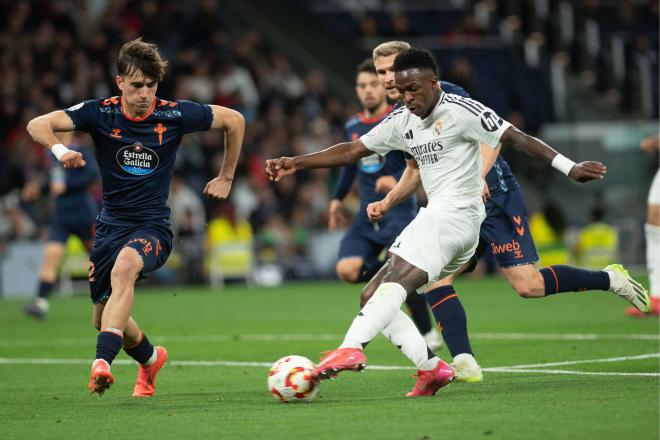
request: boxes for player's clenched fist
[568,161,607,183]
[366,200,390,222]
[60,151,86,168]
[203,176,233,200]
[265,157,296,182]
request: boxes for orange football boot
[88,359,114,396]
[406,360,454,397]
[132,346,168,397]
[311,348,367,381]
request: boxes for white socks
[382,310,440,371]
[646,223,660,298]
[143,347,158,366]
[340,282,407,349]
[340,283,440,371]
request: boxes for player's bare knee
[512,281,534,298]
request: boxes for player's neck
[363,101,388,119]
[421,92,441,120]
[121,97,155,120]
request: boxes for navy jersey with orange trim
[64,97,213,226]
[335,105,415,221]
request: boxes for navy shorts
[474,186,538,268]
[47,218,95,250]
[338,214,412,266]
[88,221,173,304]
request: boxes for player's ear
[115,75,124,91]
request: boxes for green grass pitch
[1,277,658,439]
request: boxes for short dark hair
[117,38,168,82]
[393,47,438,76]
[357,58,377,75]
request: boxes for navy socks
[425,285,473,357]
[540,265,610,295]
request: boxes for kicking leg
[504,263,650,312]
[316,255,454,395]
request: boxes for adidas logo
[404,129,414,141]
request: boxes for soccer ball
[267,355,320,402]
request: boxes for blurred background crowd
[1,0,657,292]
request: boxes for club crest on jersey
[359,153,385,173]
[116,142,159,176]
[433,119,443,136]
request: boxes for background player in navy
[26,38,245,396]
[328,59,442,350]
[22,131,99,320]
[367,44,651,382]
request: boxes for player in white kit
[266,48,609,397]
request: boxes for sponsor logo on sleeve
[480,111,503,132]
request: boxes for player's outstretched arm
[204,105,246,200]
[500,126,607,183]
[367,159,420,222]
[265,139,372,182]
[26,111,86,169]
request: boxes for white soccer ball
[267,355,320,403]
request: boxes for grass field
[1,277,658,440]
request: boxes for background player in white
[626,135,660,317]
[266,48,617,397]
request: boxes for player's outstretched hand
[367,200,389,222]
[60,151,86,168]
[265,157,296,182]
[203,176,233,200]
[568,161,607,183]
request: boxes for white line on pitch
[0,354,658,377]
[484,368,659,377]
[0,332,658,347]
[496,352,660,369]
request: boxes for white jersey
[360,91,511,209]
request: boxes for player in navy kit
[22,132,99,320]
[329,59,442,349]
[26,38,245,396]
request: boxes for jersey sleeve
[178,100,214,134]
[332,164,357,200]
[64,100,99,132]
[456,99,511,149]
[359,111,404,156]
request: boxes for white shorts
[649,169,660,205]
[389,204,485,284]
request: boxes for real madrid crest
[433,119,443,136]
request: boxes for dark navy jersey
[51,144,99,223]
[333,105,416,221]
[64,96,213,226]
[400,81,517,196]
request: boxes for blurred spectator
[573,205,619,270]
